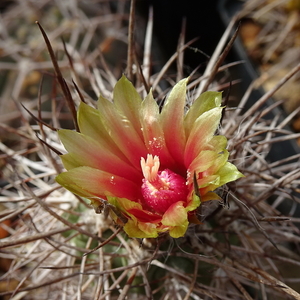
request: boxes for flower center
[140,154,188,214]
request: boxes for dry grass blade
[142,5,153,90]
[200,22,241,93]
[126,0,136,81]
[20,103,58,131]
[239,260,300,300]
[245,62,300,119]
[152,37,198,91]
[0,227,71,248]
[35,134,63,156]
[196,16,238,97]
[22,183,104,242]
[183,259,198,300]
[72,79,86,104]
[176,18,186,82]
[83,226,122,256]
[35,21,79,132]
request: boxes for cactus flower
[56,76,243,238]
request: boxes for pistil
[141,154,188,214]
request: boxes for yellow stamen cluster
[141,154,160,182]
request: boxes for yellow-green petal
[161,201,189,238]
[184,107,223,167]
[58,129,141,181]
[161,201,187,226]
[60,153,81,170]
[185,91,222,137]
[140,91,176,169]
[160,78,188,166]
[113,75,143,138]
[206,135,228,151]
[123,219,159,238]
[217,162,244,185]
[56,166,141,200]
[169,222,189,238]
[188,150,223,177]
[78,102,125,159]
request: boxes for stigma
[141,154,188,214]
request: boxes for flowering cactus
[56,76,243,238]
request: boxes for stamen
[140,160,189,214]
[141,154,160,182]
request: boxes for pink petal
[187,150,221,184]
[108,196,161,238]
[58,130,141,182]
[78,102,127,160]
[140,92,176,169]
[97,95,147,169]
[56,166,141,200]
[160,78,188,167]
[108,196,161,222]
[197,175,220,188]
[184,107,223,167]
[127,208,162,223]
